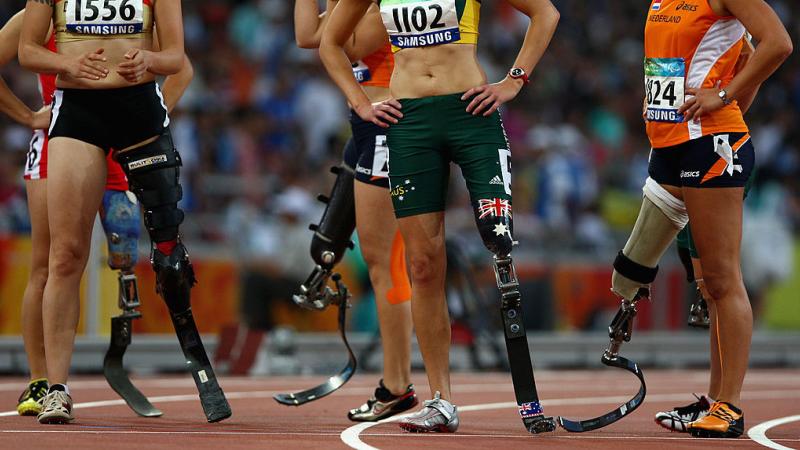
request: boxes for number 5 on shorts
[499,148,511,196]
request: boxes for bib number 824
[646,79,678,107]
[72,0,137,22]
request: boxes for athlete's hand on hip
[30,106,51,130]
[679,81,725,122]
[462,77,522,116]
[356,99,403,128]
[66,48,108,80]
[117,49,153,83]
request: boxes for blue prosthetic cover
[100,190,141,270]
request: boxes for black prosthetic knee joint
[310,164,356,270]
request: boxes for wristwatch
[508,67,530,85]
[718,89,732,106]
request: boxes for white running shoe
[37,390,74,424]
[654,394,711,432]
[398,391,459,433]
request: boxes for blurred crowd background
[0,0,798,334]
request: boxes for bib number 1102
[392,4,446,33]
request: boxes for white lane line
[341,390,800,450]
[748,415,800,450]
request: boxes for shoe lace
[674,394,705,415]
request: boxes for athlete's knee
[700,266,743,303]
[49,241,88,279]
[27,265,49,291]
[406,247,444,286]
[114,130,184,243]
[151,242,196,314]
[100,190,141,270]
[472,198,514,257]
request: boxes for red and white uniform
[24,34,128,191]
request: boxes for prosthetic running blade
[557,291,648,432]
[104,314,162,417]
[275,274,356,406]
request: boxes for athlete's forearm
[320,0,373,110]
[733,38,759,114]
[0,11,35,126]
[161,55,193,113]
[506,0,560,76]
[719,0,792,103]
[148,0,184,76]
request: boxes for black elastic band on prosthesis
[613,251,658,285]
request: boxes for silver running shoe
[398,391,459,433]
[348,380,418,422]
[37,390,74,424]
[654,394,710,432]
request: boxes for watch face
[510,68,525,78]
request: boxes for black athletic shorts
[49,82,169,153]
[343,110,389,189]
[648,132,754,188]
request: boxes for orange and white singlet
[351,43,394,88]
[644,0,748,148]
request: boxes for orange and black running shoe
[689,401,744,438]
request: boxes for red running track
[0,369,798,450]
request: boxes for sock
[156,239,178,256]
[49,384,69,395]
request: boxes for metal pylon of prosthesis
[493,256,557,434]
[103,272,162,417]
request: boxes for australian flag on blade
[518,401,543,418]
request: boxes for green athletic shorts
[387,93,512,218]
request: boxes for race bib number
[65,0,144,35]
[644,58,686,123]
[352,61,372,84]
[380,0,460,49]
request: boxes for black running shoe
[348,380,418,422]
[17,378,49,416]
[655,394,711,432]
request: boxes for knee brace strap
[642,177,688,229]
[613,251,658,285]
[116,130,184,242]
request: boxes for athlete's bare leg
[22,179,49,381]
[692,258,721,400]
[396,211,450,401]
[355,182,412,395]
[683,187,751,407]
[42,138,107,385]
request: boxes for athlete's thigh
[355,181,397,261]
[47,137,107,248]
[25,179,50,270]
[682,186,744,281]
[396,211,446,270]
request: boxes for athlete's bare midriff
[390,44,486,99]
[56,36,155,89]
[363,85,392,103]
